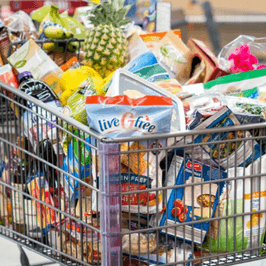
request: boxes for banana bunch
[39,4,76,52]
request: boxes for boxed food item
[86,95,172,214]
[154,155,227,244]
[176,106,262,169]
[203,154,266,252]
[0,24,11,65]
[155,31,193,84]
[186,38,228,85]
[61,131,91,202]
[140,30,182,53]
[142,2,171,33]
[8,39,64,97]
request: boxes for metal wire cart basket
[1,39,266,266]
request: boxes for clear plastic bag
[218,35,266,72]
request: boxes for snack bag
[106,69,186,133]
[4,11,38,41]
[203,68,266,104]
[27,174,56,233]
[203,154,266,252]
[155,156,227,244]
[8,39,64,97]
[60,131,91,201]
[155,31,193,84]
[176,106,262,169]
[86,95,171,214]
[85,95,173,138]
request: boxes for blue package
[159,156,227,244]
[85,95,173,138]
[61,133,91,201]
[176,106,262,169]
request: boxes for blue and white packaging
[85,95,173,138]
[176,106,262,169]
[158,156,227,244]
[60,133,91,202]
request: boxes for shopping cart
[1,39,266,266]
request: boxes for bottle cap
[18,71,33,83]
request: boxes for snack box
[106,69,186,133]
[142,2,171,33]
[140,30,182,53]
[158,156,227,244]
[186,38,228,85]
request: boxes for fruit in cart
[59,66,103,105]
[31,5,52,23]
[44,26,67,39]
[84,0,131,78]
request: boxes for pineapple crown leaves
[87,0,132,28]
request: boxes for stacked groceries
[1,0,266,265]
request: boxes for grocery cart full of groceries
[1,1,266,266]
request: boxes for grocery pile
[1,0,266,265]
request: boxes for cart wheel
[17,245,30,266]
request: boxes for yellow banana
[44,26,66,39]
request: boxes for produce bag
[203,154,266,253]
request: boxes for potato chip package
[85,95,173,138]
[203,154,266,252]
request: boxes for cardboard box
[142,2,171,33]
[187,38,228,84]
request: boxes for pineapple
[84,0,131,78]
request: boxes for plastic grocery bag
[203,68,266,103]
[203,154,266,253]
[218,35,266,72]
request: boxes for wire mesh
[0,39,266,266]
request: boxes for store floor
[1,235,266,266]
[0,236,59,266]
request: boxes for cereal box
[158,155,227,244]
